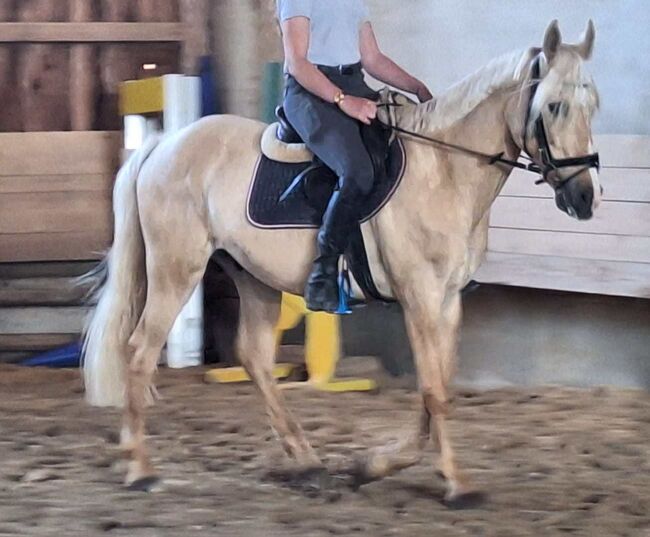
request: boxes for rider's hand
[339,95,377,125]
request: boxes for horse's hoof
[266,465,338,499]
[443,488,486,510]
[294,466,334,498]
[346,456,382,491]
[127,475,161,492]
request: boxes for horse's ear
[575,19,595,60]
[543,19,562,63]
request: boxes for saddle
[250,90,414,303]
[269,105,396,210]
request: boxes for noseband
[523,56,600,188]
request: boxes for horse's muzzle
[555,175,594,220]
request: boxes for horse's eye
[548,102,562,117]
[548,102,569,119]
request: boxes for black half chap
[283,68,376,199]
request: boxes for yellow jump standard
[205,293,376,392]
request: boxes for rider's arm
[359,22,433,103]
[281,16,342,104]
[281,17,377,124]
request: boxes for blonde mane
[410,48,539,133]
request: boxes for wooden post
[99,0,131,131]
[259,0,283,63]
[69,0,95,130]
[180,0,209,74]
[137,0,178,22]
[0,0,17,131]
[17,0,70,131]
[101,0,130,21]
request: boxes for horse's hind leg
[121,227,211,489]
[227,268,321,468]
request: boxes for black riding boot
[305,190,359,312]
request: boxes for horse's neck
[424,90,521,230]
[465,92,520,221]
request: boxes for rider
[278,0,433,313]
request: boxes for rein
[379,55,600,188]
[380,121,542,174]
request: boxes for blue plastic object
[199,55,219,117]
[20,342,81,368]
[336,268,353,315]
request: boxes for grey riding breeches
[282,63,377,198]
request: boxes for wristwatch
[333,90,345,107]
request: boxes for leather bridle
[379,55,600,189]
[523,55,600,188]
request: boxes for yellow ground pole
[206,293,376,392]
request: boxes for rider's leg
[283,76,375,312]
[304,169,371,312]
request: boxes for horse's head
[518,20,602,220]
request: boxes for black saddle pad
[247,139,406,229]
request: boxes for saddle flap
[248,138,406,229]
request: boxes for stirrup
[335,262,353,315]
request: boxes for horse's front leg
[402,284,479,504]
[358,273,478,502]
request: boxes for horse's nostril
[600,185,604,195]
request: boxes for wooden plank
[488,228,650,264]
[0,174,112,194]
[594,135,650,169]
[474,252,650,299]
[501,168,650,203]
[0,232,110,262]
[490,197,650,237]
[0,132,121,176]
[0,333,79,352]
[0,190,112,234]
[0,22,189,42]
[0,352,32,364]
[0,306,90,334]
[0,262,98,279]
[0,277,94,307]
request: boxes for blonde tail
[82,138,160,407]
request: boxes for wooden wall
[210,0,282,118]
[475,135,650,299]
[0,0,209,263]
[0,131,121,262]
[0,0,184,132]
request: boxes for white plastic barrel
[162,75,204,369]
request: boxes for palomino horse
[83,20,602,503]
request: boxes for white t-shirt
[277,0,370,66]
